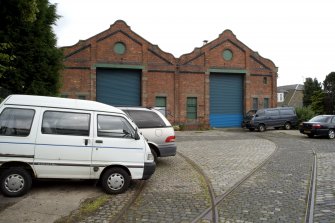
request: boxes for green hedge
[296,106,315,124]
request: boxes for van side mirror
[134,128,140,140]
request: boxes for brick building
[61,20,278,128]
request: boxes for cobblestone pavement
[4,129,333,222]
[75,130,275,223]
[80,154,211,223]
[176,131,276,197]
[302,136,335,223]
[216,132,314,222]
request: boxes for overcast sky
[50,0,335,86]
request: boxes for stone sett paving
[79,182,142,223]
[117,155,211,223]
[72,130,335,223]
[308,138,335,223]
[215,132,313,223]
[80,155,210,223]
[314,153,335,222]
[176,132,276,197]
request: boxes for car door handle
[84,139,89,146]
[95,140,103,143]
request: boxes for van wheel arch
[100,165,131,182]
[0,162,35,178]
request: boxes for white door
[34,108,93,179]
[92,113,145,179]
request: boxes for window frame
[263,77,268,84]
[0,107,35,137]
[42,110,91,136]
[186,97,197,119]
[264,98,269,109]
[252,97,259,110]
[277,93,284,102]
[155,96,167,116]
[97,114,135,138]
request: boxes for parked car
[245,107,298,132]
[0,95,155,197]
[299,115,335,139]
[119,107,176,162]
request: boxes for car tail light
[165,136,175,142]
[312,124,321,129]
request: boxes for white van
[0,95,155,197]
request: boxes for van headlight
[147,154,154,161]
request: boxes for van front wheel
[101,168,130,194]
[284,122,291,130]
[258,124,266,132]
[0,167,32,197]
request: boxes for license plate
[304,130,311,134]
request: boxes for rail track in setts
[82,131,334,223]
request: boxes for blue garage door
[96,69,141,106]
[210,73,244,127]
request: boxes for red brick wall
[144,71,175,124]
[60,20,277,127]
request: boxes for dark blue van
[245,107,298,132]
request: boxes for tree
[0,43,15,77]
[0,0,63,96]
[310,90,326,115]
[323,72,335,114]
[303,77,322,107]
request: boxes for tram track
[108,132,318,222]
[304,146,317,223]
[182,135,280,223]
[110,181,146,223]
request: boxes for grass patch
[55,195,110,223]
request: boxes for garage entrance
[96,68,141,106]
[210,73,244,127]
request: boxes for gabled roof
[62,20,176,65]
[178,29,277,72]
[277,84,304,92]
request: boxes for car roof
[119,107,172,126]
[3,95,124,114]
[118,107,151,111]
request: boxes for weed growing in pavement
[54,195,109,223]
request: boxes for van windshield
[246,110,257,117]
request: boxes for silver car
[119,107,177,162]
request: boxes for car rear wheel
[284,122,291,130]
[258,124,266,132]
[151,149,158,163]
[328,129,335,139]
[307,133,314,138]
[0,167,32,197]
[101,167,130,194]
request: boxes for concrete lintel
[94,63,144,70]
[209,68,246,74]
